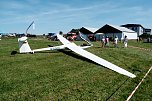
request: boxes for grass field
[0,37,152,101]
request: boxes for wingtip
[131,74,136,78]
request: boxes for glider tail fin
[18,36,32,53]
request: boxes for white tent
[95,24,137,40]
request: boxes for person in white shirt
[105,36,109,47]
[0,34,2,40]
[114,36,118,48]
[124,35,128,48]
[101,36,105,48]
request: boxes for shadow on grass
[58,49,103,67]
[106,77,130,101]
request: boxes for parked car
[88,34,96,41]
[67,32,77,41]
[47,33,58,41]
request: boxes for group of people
[101,35,128,48]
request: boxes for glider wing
[57,34,136,78]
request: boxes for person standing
[105,36,109,47]
[114,36,118,48]
[101,36,105,48]
[0,34,2,40]
[124,35,128,48]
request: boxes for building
[95,24,137,40]
[79,27,101,41]
[144,28,151,35]
[121,24,146,37]
[79,27,98,34]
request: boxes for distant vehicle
[7,33,16,37]
[47,33,58,41]
[88,34,96,41]
[16,34,25,38]
[27,34,36,37]
[67,32,77,41]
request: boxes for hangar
[95,24,137,40]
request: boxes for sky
[0,0,152,34]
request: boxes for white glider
[57,34,136,78]
[18,34,136,78]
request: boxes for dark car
[47,33,58,41]
[88,34,96,41]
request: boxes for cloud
[0,0,29,10]
[0,0,118,25]
[1,0,152,33]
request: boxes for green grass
[0,38,152,101]
[128,40,152,49]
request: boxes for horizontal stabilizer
[33,45,66,52]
